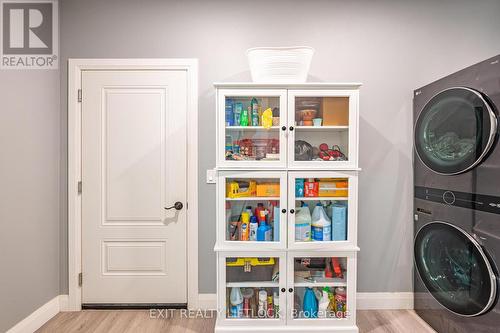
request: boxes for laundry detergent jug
[311,203,331,241]
[294,202,311,241]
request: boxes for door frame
[68,58,199,311]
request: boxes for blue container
[295,179,305,197]
[225,99,234,126]
[303,288,318,318]
[332,204,347,241]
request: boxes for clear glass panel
[414,222,494,316]
[225,96,281,162]
[225,177,280,243]
[414,88,494,174]
[293,257,348,319]
[294,178,348,242]
[226,257,280,319]
[294,97,349,162]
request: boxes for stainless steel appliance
[414,54,500,332]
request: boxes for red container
[304,180,319,197]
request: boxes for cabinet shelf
[226,126,280,130]
[294,277,347,288]
[226,281,279,288]
[226,197,280,201]
[295,196,348,201]
[294,125,349,132]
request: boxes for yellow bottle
[240,212,250,241]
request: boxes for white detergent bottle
[318,288,330,318]
[311,203,331,241]
[294,202,311,242]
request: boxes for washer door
[415,87,497,175]
[414,221,497,316]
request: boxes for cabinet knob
[281,209,286,213]
[281,126,287,131]
[288,288,294,293]
[281,288,286,293]
[290,209,295,214]
[289,126,294,131]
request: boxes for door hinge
[78,272,83,287]
[186,202,188,210]
[77,89,82,103]
[77,181,82,194]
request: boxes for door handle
[165,202,183,211]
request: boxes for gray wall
[0,70,60,331]
[57,0,500,294]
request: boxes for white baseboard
[7,295,69,333]
[197,293,217,310]
[357,292,413,310]
[198,292,413,311]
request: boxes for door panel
[414,221,497,316]
[414,87,497,175]
[82,70,187,304]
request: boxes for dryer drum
[414,87,497,175]
[414,221,497,316]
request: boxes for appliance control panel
[415,186,500,215]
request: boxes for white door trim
[68,58,199,311]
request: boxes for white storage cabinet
[214,83,361,333]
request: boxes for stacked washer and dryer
[413,55,500,332]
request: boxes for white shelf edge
[295,197,348,201]
[226,126,280,130]
[226,281,279,288]
[226,197,280,201]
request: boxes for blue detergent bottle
[303,287,318,318]
[257,220,267,241]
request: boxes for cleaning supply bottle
[249,215,258,241]
[233,102,243,126]
[332,203,347,241]
[257,211,268,241]
[318,288,330,318]
[303,287,318,318]
[240,212,250,241]
[225,98,234,126]
[311,203,331,241]
[230,287,243,318]
[240,105,249,126]
[273,291,279,318]
[258,290,268,318]
[295,202,311,242]
[251,98,259,126]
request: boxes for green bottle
[240,105,249,126]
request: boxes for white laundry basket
[246,46,315,83]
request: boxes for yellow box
[226,180,257,198]
[256,183,280,197]
[318,179,348,197]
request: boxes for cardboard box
[322,97,349,126]
[256,183,280,197]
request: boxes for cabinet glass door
[218,89,287,169]
[288,171,357,250]
[218,252,286,325]
[288,90,358,169]
[217,171,287,250]
[287,252,356,327]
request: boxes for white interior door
[81,70,187,304]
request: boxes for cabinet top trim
[213,82,362,89]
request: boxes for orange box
[256,183,280,197]
[322,97,349,126]
[318,179,348,197]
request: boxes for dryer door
[414,221,497,316]
[415,87,497,175]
